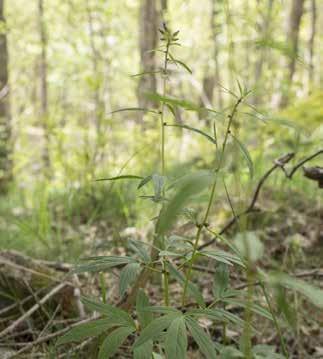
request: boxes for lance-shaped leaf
[136,290,153,328]
[168,264,205,308]
[137,175,153,189]
[81,297,135,328]
[75,255,137,273]
[156,171,213,235]
[110,107,158,115]
[185,316,217,359]
[231,134,254,178]
[95,175,143,182]
[165,316,187,359]
[98,326,135,359]
[145,92,201,111]
[57,319,117,345]
[268,272,323,308]
[133,313,181,348]
[119,262,141,297]
[166,124,216,145]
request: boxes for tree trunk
[38,0,50,174]
[252,0,274,105]
[308,0,316,93]
[137,0,158,111]
[278,0,305,107]
[0,0,11,193]
[199,0,222,117]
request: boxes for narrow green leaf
[231,134,254,178]
[131,70,161,77]
[200,250,245,267]
[133,313,180,348]
[136,290,153,328]
[185,316,217,359]
[128,239,151,263]
[168,264,205,308]
[166,124,217,145]
[98,326,135,359]
[145,92,201,111]
[222,299,273,321]
[141,306,181,315]
[75,256,136,274]
[269,273,323,308]
[119,263,141,297]
[157,172,213,235]
[172,58,193,74]
[110,107,157,115]
[152,174,165,200]
[234,232,264,263]
[165,316,187,359]
[95,175,143,182]
[81,297,135,328]
[134,340,154,359]
[213,263,230,299]
[57,319,115,345]
[138,175,153,189]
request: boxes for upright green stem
[261,282,289,358]
[160,40,170,306]
[181,97,242,306]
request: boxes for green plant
[57,25,323,359]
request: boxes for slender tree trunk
[278,0,305,107]
[199,0,223,116]
[0,0,11,193]
[308,0,316,93]
[252,0,274,105]
[137,0,158,111]
[38,0,50,174]
[85,0,104,167]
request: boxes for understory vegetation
[0,0,322,358]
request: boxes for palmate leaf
[57,318,116,345]
[75,255,137,273]
[98,326,135,359]
[119,262,141,297]
[185,316,217,359]
[165,316,187,359]
[166,124,217,145]
[231,134,254,178]
[95,174,143,182]
[133,312,181,348]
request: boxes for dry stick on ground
[6,316,96,359]
[0,283,68,338]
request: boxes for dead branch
[199,149,323,250]
[0,282,67,338]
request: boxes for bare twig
[199,149,323,250]
[6,317,96,359]
[0,283,67,338]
